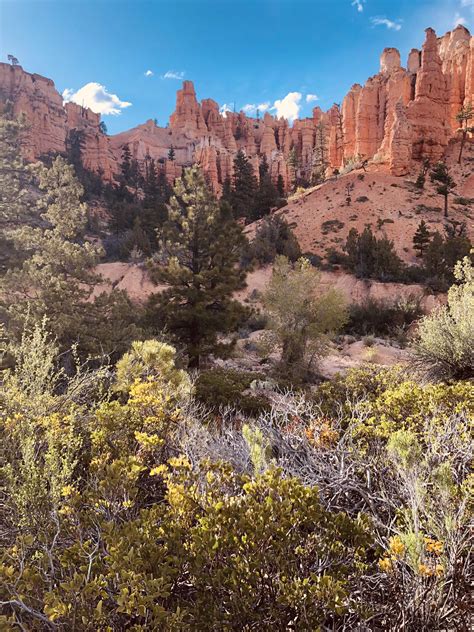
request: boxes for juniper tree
[148,166,248,367]
[430,162,456,218]
[413,220,431,257]
[344,226,403,281]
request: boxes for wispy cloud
[162,70,185,80]
[62,83,131,115]
[460,0,473,7]
[271,92,302,123]
[242,102,270,115]
[306,94,319,103]
[144,69,154,77]
[220,103,233,117]
[351,0,365,12]
[454,11,468,26]
[370,16,402,31]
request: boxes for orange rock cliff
[0,26,472,192]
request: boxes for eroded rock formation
[0,63,117,179]
[1,25,472,191]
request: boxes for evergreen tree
[65,129,85,178]
[413,220,431,257]
[230,149,258,221]
[1,157,138,355]
[253,154,279,220]
[148,166,247,367]
[156,168,172,202]
[287,147,299,190]
[141,158,168,248]
[221,176,232,204]
[430,162,456,218]
[128,216,151,257]
[120,144,132,184]
[344,226,402,281]
[422,229,472,291]
[311,122,328,185]
[415,158,430,189]
[167,145,175,161]
[276,174,285,198]
[245,215,301,266]
[0,112,31,272]
[455,103,473,164]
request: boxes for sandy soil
[247,140,474,263]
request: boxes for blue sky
[1,0,472,134]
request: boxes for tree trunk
[444,194,448,218]
[458,132,466,164]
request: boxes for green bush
[344,296,423,337]
[243,214,301,267]
[412,257,474,380]
[195,368,270,415]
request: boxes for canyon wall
[0,26,472,192]
[0,63,118,179]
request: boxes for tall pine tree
[148,166,247,367]
[230,149,257,222]
[430,162,456,218]
[253,154,279,221]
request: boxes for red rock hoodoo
[1,26,472,191]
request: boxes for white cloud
[272,92,302,123]
[144,69,154,77]
[351,0,365,12]
[62,88,75,101]
[460,0,473,7]
[62,83,131,115]
[162,70,185,80]
[220,103,233,117]
[306,94,319,103]
[370,17,402,31]
[242,103,256,114]
[241,102,270,115]
[453,12,468,26]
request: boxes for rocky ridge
[0,26,472,192]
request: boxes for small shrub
[356,195,369,203]
[195,368,270,415]
[411,257,474,380]
[453,196,473,206]
[321,219,344,234]
[243,215,301,267]
[344,297,423,337]
[363,335,375,347]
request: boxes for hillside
[268,140,474,262]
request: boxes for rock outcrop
[1,25,473,190]
[0,63,118,179]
